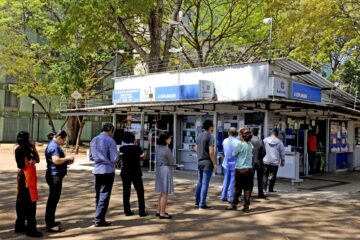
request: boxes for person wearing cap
[220,127,240,203]
[45,130,74,232]
[262,129,285,193]
[14,131,42,237]
[90,123,118,227]
[226,130,254,212]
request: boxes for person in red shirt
[308,130,317,174]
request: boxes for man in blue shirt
[220,127,239,203]
[90,123,118,227]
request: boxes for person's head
[238,127,249,140]
[228,127,237,137]
[252,128,259,137]
[54,130,67,145]
[158,131,172,146]
[272,129,279,137]
[17,131,30,146]
[242,130,253,143]
[102,123,115,136]
[123,131,135,144]
[203,120,214,132]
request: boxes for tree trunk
[75,116,85,154]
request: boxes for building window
[4,86,19,108]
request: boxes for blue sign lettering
[291,82,321,103]
[112,89,140,103]
[155,84,199,101]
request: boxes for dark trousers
[232,168,253,209]
[308,151,316,174]
[251,162,265,196]
[45,173,64,228]
[16,172,37,234]
[263,164,279,192]
[95,173,115,223]
[121,173,146,215]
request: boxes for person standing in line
[155,132,175,219]
[237,127,249,142]
[90,123,118,227]
[250,128,267,198]
[307,130,317,174]
[119,131,148,217]
[220,127,239,203]
[262,130,285,193]
[14,131,42,237]
[195,120,216,210]
[45,130,75,232]
[226,130,254,212]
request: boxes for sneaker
[47,225,64,232]
[258,194,268,199]
[125,211,134,216]
[156,212,168,217]
[268,190,277,193]
[225,205,237,211]
[139,212,149,217]
[94,221,112,227]
[194,204,199,208]
[242,207,250,213]
[199,205,212,210]
[159,214,172,219]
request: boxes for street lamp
[31,100,36,138]
[263,17,273,60]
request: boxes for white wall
[114,62,270,102]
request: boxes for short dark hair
[54,130,67,139]
[203,120,213,131]
[102,123,115,132]
[123,131,135,144]
[17,131,30,146]
[158,132,172,146]
[272,129,279,136]
[252,128,259,136]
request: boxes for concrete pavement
[0,144,359,239]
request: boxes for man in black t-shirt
[195,120,216,209]
[119,131,148,217]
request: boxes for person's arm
[30,141,40,164]
[52,155,74,165]
[209,145,216,170]
[50,145,74,165]
[109,139,118,163]
[279,143,285,167]
[138,147,145,161]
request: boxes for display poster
[329,121,348,152]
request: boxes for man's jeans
[94,173,115,224]
[221,168,235,202]
[195,169,213,207]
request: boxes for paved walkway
[0,144,359,239]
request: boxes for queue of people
[14,121,285,237]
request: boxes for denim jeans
[195,169,213,207]
[221,168,235,202]
[94,173,115,224]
